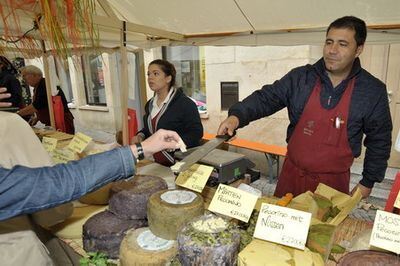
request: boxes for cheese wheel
[147,189,204,240]
[238,239,324,266]
[177,214,240,265]
[120,227,177,266]
[82,210,147,258]
[50,205,107,239]
[79,183,114,205]
[109,175,168,219]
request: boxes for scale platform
[175,148,255,185]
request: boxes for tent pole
[41,41,56,129]
[120,21,129,145]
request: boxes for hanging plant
[0,0,99,60]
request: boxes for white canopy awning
[1,0,399,53]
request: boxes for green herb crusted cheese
[177,214,241,265]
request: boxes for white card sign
[370,210,400,254]
[253,203,312,250]
[208,184,258,222]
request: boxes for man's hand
[217,115,239,136]
[0,87,12,107]
[351,183,372,199]
[130,129,181,158]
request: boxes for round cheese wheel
[338,250,400,266]
[50,204,107,239]
[82,210,147,259]
[177,214,241,265]
[79,183,114,205]
[147,189,204,240]
[109,175,168,219]
[120,227,177,266]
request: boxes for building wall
[68,53,118,139]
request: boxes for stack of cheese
[82,175,167,258]
[119,189,205,265]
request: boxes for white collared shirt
[150,88,174,119]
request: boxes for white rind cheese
[119,227,177,266]
[147,189,204,240]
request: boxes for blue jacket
[0,147,135,221]
[229,58,392,188]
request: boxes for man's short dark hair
[327,16,367,46]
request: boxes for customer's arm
[0,129,182,220]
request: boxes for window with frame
[221,81,239,110]
[54,57,73,103]
[162,46,206,106]
[81,54,106,106]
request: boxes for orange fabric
[202,132,287,156]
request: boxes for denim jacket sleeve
[0,146,136,221]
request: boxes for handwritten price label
[253,203,311,250]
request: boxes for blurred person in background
[17,65,75,134]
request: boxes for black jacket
[0,70,22,108]
[138,87,203,148]
[229,58,392,188]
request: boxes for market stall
[1,1,400,265]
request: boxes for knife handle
[216,130,236,141]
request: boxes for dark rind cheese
[177,214,241,265]
[147,189,204,240]
[82,210,147,258]
[109,175,168,219]
[338,250,400,265]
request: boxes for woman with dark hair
[0,56,22,110]
[132,59,203,166]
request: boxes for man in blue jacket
[218,16,392,199]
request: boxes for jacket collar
[314,57,361,83]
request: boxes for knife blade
[172,133,234,173]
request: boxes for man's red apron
[274,77,356,197]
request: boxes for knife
[172,133,235,173]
